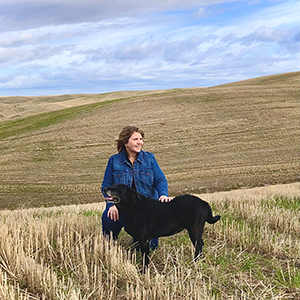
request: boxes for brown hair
[116,125,145,153]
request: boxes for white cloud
[0,0,299,95]
[193,7,206,19]
[0,0,240,31]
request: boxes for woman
[101,125,171,249]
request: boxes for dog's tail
[206,207,221,224]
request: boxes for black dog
[103,184,220,271]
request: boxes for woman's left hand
[159,195,173,202]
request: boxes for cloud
[0,0,239,31]
[0,0,299,96]
[242,26,297,43]
[193,7,206,19]
[0,45,68,66]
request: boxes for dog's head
[103,184,137,206]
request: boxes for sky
[0,0,299,96]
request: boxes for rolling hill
[0,71,299,209]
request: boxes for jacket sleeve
[101,156,114,197]
[152,156,169,197]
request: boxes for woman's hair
[116,125,145,153]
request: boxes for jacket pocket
[113,170,128,184]
[139,168,154,186]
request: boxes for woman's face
[125,132,143,155]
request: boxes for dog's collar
[105,197,120,204]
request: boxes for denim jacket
[101,150,168,201]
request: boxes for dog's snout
[103,188,112,197]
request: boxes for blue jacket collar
[119,150,143,164]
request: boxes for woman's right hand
[107,205,119,221]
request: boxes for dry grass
[0,90,172,122]
[0,183,299,299]
[0,72,299,209]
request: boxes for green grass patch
[273,196,300,211]
[263,196,300,211]
[32,211,63,219]
[0,98,125,139]
[78,210,102,217]
[274,261,300,289]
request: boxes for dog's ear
[125,185,143,202]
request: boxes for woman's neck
[126,151,138,164]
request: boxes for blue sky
[0,0,299,96]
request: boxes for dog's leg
[140,240,150,273]
[188,225,204,261]
[194,238,204,261]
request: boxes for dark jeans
[102,205,158,250]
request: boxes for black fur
[103,184,220,271]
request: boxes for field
[0,183,299,299]
[0,72,299,299]
[0,72,299,209]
